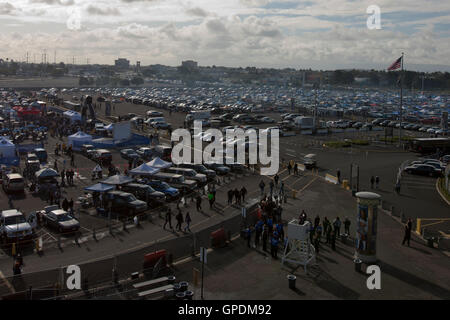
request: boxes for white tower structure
[281,219,316,272]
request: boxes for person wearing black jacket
[402,218,412,246]
[163,208,173,230]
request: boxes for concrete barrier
[325,173,339,184]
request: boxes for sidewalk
[173,179,450,300]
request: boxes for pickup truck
[0,210,33,244]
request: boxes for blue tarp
[84,183,115,193]
[130,163,160,176]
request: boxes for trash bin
[180,281,188,292]
[174,283,181,293]
[287,275,296,289]
[167,275,176,284]
[341,234,348,245]
[176,292,185,300]
[185,290,194,300]
[354,259,362,272]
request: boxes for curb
[435,178,450,206]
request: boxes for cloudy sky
[1,0,449,71]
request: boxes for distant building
[115,58,130,70]
[181,60,198,71]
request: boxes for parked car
[146,110,163,117]
[178,163,216,180]
[43,209,80,233]
[204,162,231,175]
[107,191,148,215]
[147,180,180,200]
[81,144,96,159]
[151,172,197,194]
[34,148,48,163]
[3,173,25,193]
[165,167,207,186]
[403,164,442,177]
[0,209,33,243]
[120,148,140,161]
[121,183,166,205]
[26,153,40,168]
[92,149,112,165]
[136,147,153,160]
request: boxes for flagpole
[399,52,404,147]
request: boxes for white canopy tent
[68,131,93,151]
[147,157,172,169]
[63,110,82,123]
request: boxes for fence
[0,198,259,300]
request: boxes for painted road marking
[0,271,15,294]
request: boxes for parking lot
[0,90,448,257]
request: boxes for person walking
[227,189,234,204]
[375,176,380,189]
[274,174,279,188]
[287,162,292,175]
[184,212,192,232]
[262,224,268,252]
[279,181,285,197]
[234,188,241,205]
[240,186,247,203]
[299,210,307,225]
[175,210,183,231]
[255,220,263,248]
[196,195,202,212]
[163,208,173,230]
[402,218,412,246]
[60,170,65,186]
[344,217,351,235]
[333,217,342,237]
[54,160,58,172]
[269,180,274,197]
[314,215,320,228]
[294,163,298,175]
[336,169,341,183]
[70,153,75,167]
[270,231,279,259]
[395,180,401,195]
[68,198,74,215]
[208,192,214,209]
[259,180,265,196]
[370,176,375,189]
[62,198,69,212]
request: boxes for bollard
[354,258,362,273]
[176,292,185,300]
[11,243,16,256]
[174,283,181,293]
[180,281,188,292]
[287,275,296,289]
[185,290,194,300]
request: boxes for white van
[3,173,25,193]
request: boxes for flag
[388,56,402,71]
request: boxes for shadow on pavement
[378,260,450,299]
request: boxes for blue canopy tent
[102,174,134,185]
[84,183,115,193]
[147,157,172,169]
[130,163,160,176]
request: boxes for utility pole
[399,52,404,147]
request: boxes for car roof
[1,209,23,218]
[7,173,23,179]
[51,209,68,216]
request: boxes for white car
[261,117,275,123]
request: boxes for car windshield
[58,214,74,222]
[124,195,137,202]
[5,215,26,225]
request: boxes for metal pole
[201,252,205,300]
[356,165,360,192]
[349,164,353,190]
[399,52,404,147]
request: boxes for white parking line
[0,271,15,294]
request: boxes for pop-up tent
[130,163,160,176]
[84,183,115,193]
[68,131,92,151]
[35,168,58,179]
[147,157,172,169]
[102,174,134,185]
[63,110,82,123]
[0,137,17,158]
